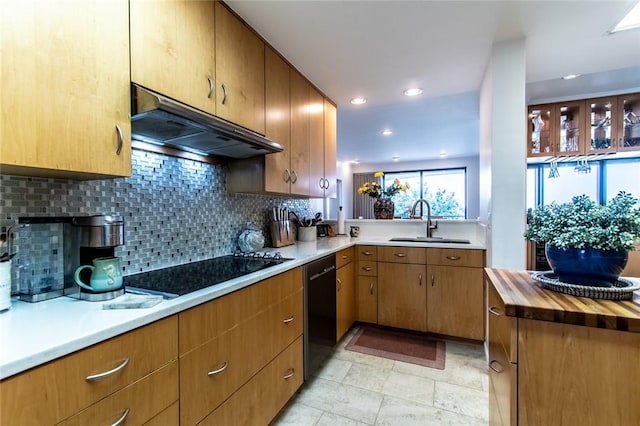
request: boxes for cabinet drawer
[199,336,304,426]
[427,248,485,267]
[488,282,517,363]
[378,246,426,264]
[179,289,303,425]
[179,267,302,354]
[336,247,355,268]
[357,260,377,276]
[357,245,378,261]
[56,361,178,426]
[1,316,178,426]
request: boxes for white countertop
[0,225,485,380]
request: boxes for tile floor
[273,327,489,426]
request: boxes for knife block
[270,220,295,248]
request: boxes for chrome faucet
[410,198,438,237]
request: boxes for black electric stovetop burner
[124,253,290,299]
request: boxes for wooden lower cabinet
[378,262,427,332]
[199,336,303,425]
[357,275,378,323]
[427,265,484,340]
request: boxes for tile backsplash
[0,149,312,284]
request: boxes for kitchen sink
[389,236,471,244]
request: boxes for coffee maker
[17,215,125,302]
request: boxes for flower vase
[373,198,394,219]
[545,244,628,287]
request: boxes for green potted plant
[357,172,410,219]
[524,191,640,286]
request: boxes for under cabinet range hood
[130,84,282,159]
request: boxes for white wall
[479,39,527,269]
[346,156,480,219]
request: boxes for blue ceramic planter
[545,244,628,287]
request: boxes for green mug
[74,257,123,292]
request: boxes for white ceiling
[226,0,640,164]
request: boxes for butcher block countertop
[485,268,640,332]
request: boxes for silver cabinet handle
[394,253,406,258]
[369,282,374,294]
[221,83,228,104]
[207,361,228,377]
[489,360,504,373]
[362,267,373,272]
[283,316,294,324]
[284,169,291,183]
[446,256,461,261]
[362,251,373,256]
[431,274,435,287]
[336,278,342,290]
[290,170,298,183]
[115,125,123,156]
[488,306,503,316]
[342,254,348,259]
[419,274,423,286]
[85,358,129,382]
[283,368,295,380]
[110,408,130,426]
[319,178,325,189]
[207,76,214,99]
[324,178,330,189]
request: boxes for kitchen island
[486,268,640,426]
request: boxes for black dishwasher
[303,254,337,380]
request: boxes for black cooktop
[124,254,290,299]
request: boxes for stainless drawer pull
[336,278,342,290]
[283,316,294,324]
[342,255,348,259]
[362,251,373,256]
[362,267,373,272]
[431,274,435,287]
[291,170,298,184]
[221,83,228,104]
[283,368,295,380]
[446,256,461,261]
[489,360,504,373]
[394,253,407,258]
[85,358,129,382]
[207,76,214,98]
[370,282,374,294]
[110,408,130,426]
[418,273,423,286]
[115,125,123,156]
[488,306,503,316]
[284,169,291,183]
[207,361,228,377]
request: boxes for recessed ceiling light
[392,156,400,162]
[610,1,640,33]
[439,151,447,158]
[381,129,393,136]
[350,97,367,105]
[403,88,423,97]
[561,74,581,80]
[350,160,360,164]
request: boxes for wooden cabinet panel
[264,47,292,194]
[289,69,311,196]
[336,247,355,269]
[323,99,338,198]
[518,319,640,425]
[144,401,179,426]
[56,361,178,426]
[426,248,485,267]
[199,337,303,426]
[337,261,356,341]
[488,337,517,426]
[378,246,426,264]
[214,2,265,134]
[130,0,216,115]
[527,104,555,157]
[427,266,484,340]
[0,0,131,178]
[357,260,377,276]
[357,245,378,261]
[618,92,640,151]
[309,86,326,197]
[1,317,177,425]
[585,96,618,154]
[488,281,517,363]
[357,275,378,324]
[378,263,427,331]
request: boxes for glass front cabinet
[527,92,640,158]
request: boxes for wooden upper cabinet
[290,69,312,196]
[264,47,292,194]
[215,1,265,134]
[527,104,555,157]
[585,96,618,154]
[556,101,585,155]
[130,0,216,116]
[0,0,131,178]
[323,99,338,198]
[309,86,326,198]
[618,92,640,152]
